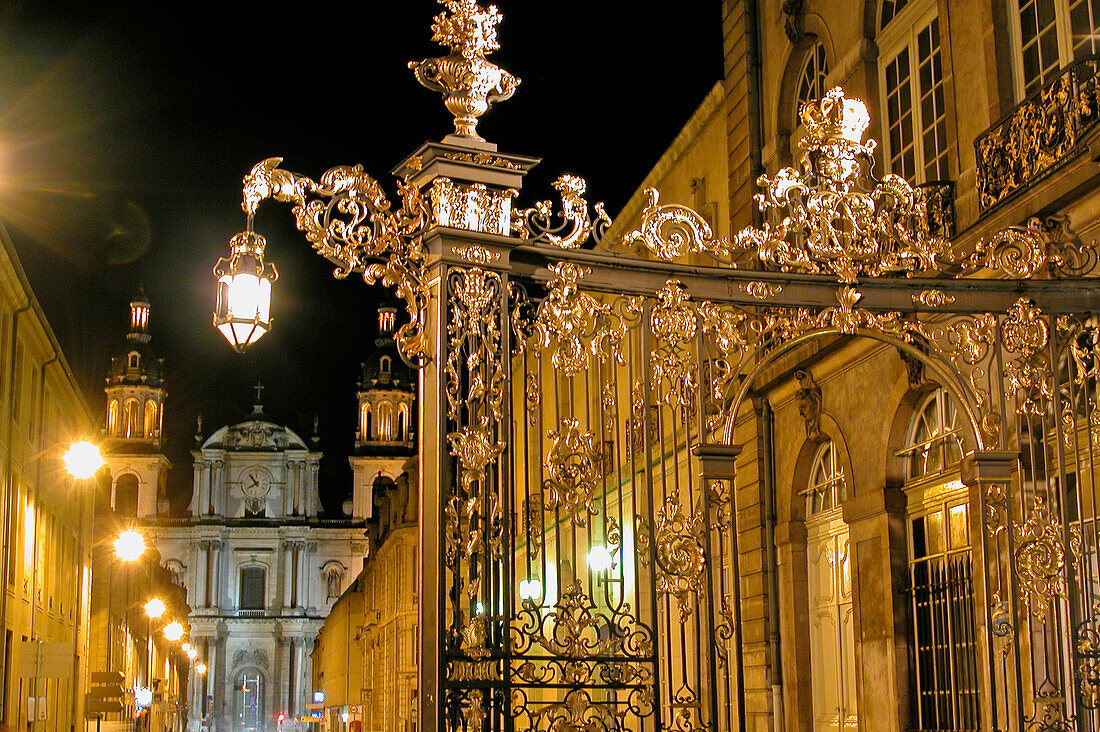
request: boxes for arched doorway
[803,440,856,730]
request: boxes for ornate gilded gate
[224,3,1100,729]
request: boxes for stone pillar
[213,627,229,732]
[301,543,316,612]
[282,542,294,610]
[192,462,207,517]
[774,519,812,732]
[961,450,1018,731]
[292,463,303,516]
[210,460,224,516]
[210,540,223,610]
[841,485,911,730]
[308,463,321,517]
[197,540,209,609]
[274,634,287,718]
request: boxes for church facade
[107,300,375,732]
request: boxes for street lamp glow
[62,441,104,479]
[213,231,277,352]
[186,647,197,660]
[196,662,207,675]
[135,686,153,708]
[162,621,185,642]
[181,643,191,652]
[587,545,613,573]
[113,530,146,562]
[144,598,166,618]
[518,578,542,600]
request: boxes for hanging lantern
[213,230,277,352]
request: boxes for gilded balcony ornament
[543,418,604,525]
[513,175,610,249]
[409,0,519,139]
[651,280,699,412]
[1002,298,1052,415]
[238,158,431,366]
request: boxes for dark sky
[0,1,723,512]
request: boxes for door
[807,510,857,731]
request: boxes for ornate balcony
[914,180,956,239]
[976,56,1100,212]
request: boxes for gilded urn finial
[409,0,520,141]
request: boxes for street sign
[85,698,123,715]
[17,641,72,678]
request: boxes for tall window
[124,399,141,438]
[1014,0,1100,98]
[360,403,372,441]
[143,400,157,438]
[235,672,264,731]
[114,475,139,517]
[107,400,120,435]
[804,440,847,514]
[901,387,979,730]
[795,41,829,124]
[239,566,265,610]
[379,402,393,441]
[879,3,949,182]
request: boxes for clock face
[241,468,271,499]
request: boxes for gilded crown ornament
[800,86,872,148]
[410,0,520,140]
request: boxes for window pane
[239,566,265,610]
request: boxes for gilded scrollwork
[451,243,498,264]
[513,175,610,249]
[509,579,654,659]
[914,289,956,308]
[651,280,699,413]
[1014,496,1067,621]
[239,158,432,366]
[635,489,707,622]
[1002,298,1053,415]
[531,262,642,376]
[543,418,604,525]
[623,189,734,262]
[739,281,783,300]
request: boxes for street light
[213,230,277,351]
[186,647,197,661]
[195,662,207,676]
[162,621,185,642]
[62,440,103,479]
[113,530,146,562]
[143,598,166,618]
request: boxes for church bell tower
[102,290,171,518]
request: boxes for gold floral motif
[463,689,486,730]
[409,0,519,139]
[531,262,641,375]
[449,660,500,682]
[513,175,609,249]
[739,281,783,300]
[913,289,956,308]
[543,418,604,525]
[528,689,621,732]
[651,280,699,412]
[461,616,491,659]
[1014,496,1067,621]
[1002,298,1052,415]
[636,490,707,622]
[431,177,516,235]
[239,158,432,365]
[440,150,523,169]
[450,243,498,264]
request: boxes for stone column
[192,462,207,517]
[282,541,294,610]
[774,519,812,731]
[292,463,303,516]
[308,463,320,517]
[214,627,229,732]
[302,542,317,612]
[274,634,287,718]
[210,540,223,610]
[210,460,224,516]
[841,485,911,730]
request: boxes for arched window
[877,0,948,182]
[1011,0,1100,98]
[378,402,393,441]
[879,0,911,29]
[143,400,157,438]
[901,386,979,729]
[114,474,139,517]
[234,671,264,731]
[128,352,140,369]
[380,355,392,374]
[360,403,372,441]
[238,566,265,610]
[107,400,120,435]
[397,403,409,441]
[904,387,963,479]
[795,41,829,124]
[124,399,141,438]
[804,440,846,514]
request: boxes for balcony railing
[976,55,1100,212]
[915,180,956,239]
[237,609,265,617]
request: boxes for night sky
[0,1,723,511]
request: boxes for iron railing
[975,55,1100,212]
